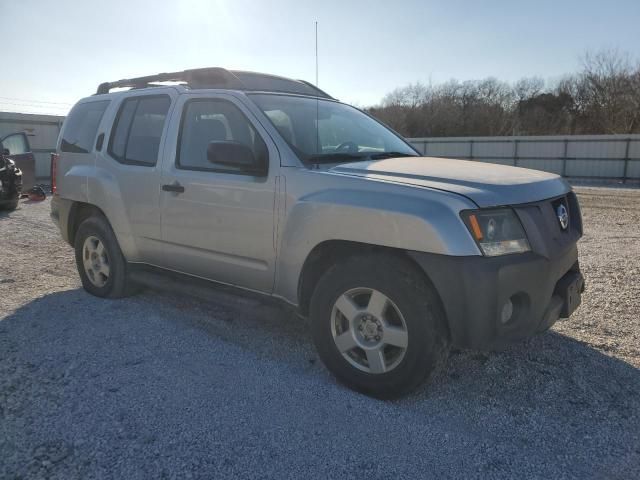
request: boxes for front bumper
[411,191,585,350]
[409,246,583,350]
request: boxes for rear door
[158,93,280,293]
[94,90,176,265]
[1,132,36,189]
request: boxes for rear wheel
[310,254,449,399]
[74,215,138,298]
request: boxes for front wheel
[310,254,449,399]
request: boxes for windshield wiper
[306,152,367,164]
[368,152,419,160]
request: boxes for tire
[74,215,138,298]
[309,253,449,399]
[1,195,19,211]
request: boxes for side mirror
[1,148,9,156]
[207,141,267,176]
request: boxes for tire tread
[310,253,449,399]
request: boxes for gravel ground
[1,188,639,479]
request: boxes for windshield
[249,94,417,163]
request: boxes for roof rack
[96,67,243,95]
[96,67,334,99]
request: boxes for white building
[0,111,64,180]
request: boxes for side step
[128,264,288,313]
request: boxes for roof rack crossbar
[96,67,244,94]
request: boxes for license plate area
[554,271,584,318]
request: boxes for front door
[159,94,279,293]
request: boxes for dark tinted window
[110,99,137,160]
[61,101,110,153]
[177,99,267,174]
[108,95,171,166]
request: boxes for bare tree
[367,50,640,137]
[579,49,640,133]
[514,77,545,102]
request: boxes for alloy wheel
[331,287,408,374]
[82,235,110,288]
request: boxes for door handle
[161,182,185,193]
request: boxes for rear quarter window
[61,101,110,153]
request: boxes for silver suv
[51,68,585,398]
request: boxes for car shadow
[1,288,639,478]
[0,206,19,219]
[0,198,46,219]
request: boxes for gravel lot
[1,187,639,479]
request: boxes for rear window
[60,101,110,153]
[108,95,171,166]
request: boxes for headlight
[461,208,530,256]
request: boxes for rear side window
[61,101,110,153]
[108,95,171,166]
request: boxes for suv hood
[330,157,570,207]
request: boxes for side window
[108,95,171,166]
[177,99,268,174]
[109,99,137,160]
[2,133,29,155]
[61,101,110,153]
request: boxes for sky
[2,0,639,115]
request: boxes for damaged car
[51,68,586,398]
[0,134,25,211]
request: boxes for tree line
[366,50,640,138]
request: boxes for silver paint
[52,85,573,307]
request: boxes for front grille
[565,191,583,236]
[549,192,582,237]
[551,196,569,232]
[514,192,583,258]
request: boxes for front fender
[274,186,480,305]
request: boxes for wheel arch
[67,201,110,245]
[297,240,450,340]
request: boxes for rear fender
[85,167,139,260]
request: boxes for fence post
[469,140,474,161]
[423,140,428,156]
[562,138,569,177]
[623,138,631,183]
[513,139,519,167]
